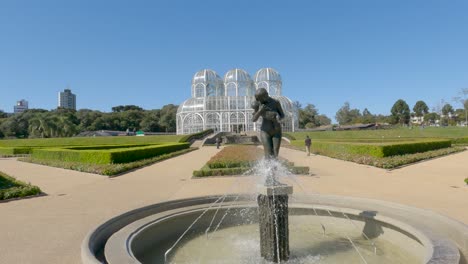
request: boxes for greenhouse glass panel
[177,68,297,134]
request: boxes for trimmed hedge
[21,148,197,176]
[0,147,33,156]
[452,137,468,145]
[179,129,214,143]
[193,167,251,177]
[0,172,41,200]
[31,143,190,164]
[291,139,451,158]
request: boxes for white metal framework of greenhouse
[176,68,298,135]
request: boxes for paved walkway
[0,146,467,263]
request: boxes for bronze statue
[252,88,285,160]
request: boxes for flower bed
[194,145,309,177]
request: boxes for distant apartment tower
[58,89,76,110]
[14,99,29,113]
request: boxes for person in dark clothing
[305,135,311,156]
[215,137,221,149]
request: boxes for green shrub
[0,147,33,156]
[0,172,42,200]
[452,137,468,145]
[179,129,214,143]
[290,139,451,158]
[193,167,251,177]
[465,178,468,185]
[110,143,189,163]
[380,140,451,156]
[31,143,190,164]
[21,148,196,176]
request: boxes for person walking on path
[305,135,312,156]
[216,137,221,149]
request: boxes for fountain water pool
[82,194,467,264]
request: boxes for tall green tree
[159,104,178,132]
[335,102,361,125]
[390,99,410,125]
[441,103,454,116]
[299,104,318,128]
[413,101,429,117]
[111,105,144,112]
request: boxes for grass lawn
[287,127,468,141]
[0,135,185,148]
[284,127,467,169]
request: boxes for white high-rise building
[58,89,76,110]
[14,99,29,113]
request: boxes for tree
[335,102,352,125]
[111,105,144,112]
[453,88,468,126]
[0,110,7,119]
[299,104,318,128]
[360,108,376,124]
[159,104,178,132]
[390,99,410,125]
[293,101,302,111]
[441,103,454,116]
[335,102,361,125]
[140,110,161,132]
[424,112,439,125]
[413,101,429,117]
[315,114,331,126]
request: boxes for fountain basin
[82,195,468,264]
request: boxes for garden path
[0,146,467,263]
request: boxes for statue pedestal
[257,184,293,263]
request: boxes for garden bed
[31,143,190,164]
[193,145,309,177]
[286,142,465,169]
[21,148,197,176]
[0,172,41,201]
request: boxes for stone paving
[0,146,467,263]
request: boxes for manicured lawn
[284,127,467,169]
[287,127,468,141]
[0,135,185,148]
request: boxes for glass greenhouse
[176,68,298,135]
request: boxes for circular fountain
[82,192,468,264]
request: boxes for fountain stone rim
[82,194,465,264]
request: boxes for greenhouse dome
[191,69,224,97]
[254,68,282,96]
[177,68,298,135]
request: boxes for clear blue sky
[1,0,467,122]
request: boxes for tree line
[295,88,468,128]
[0,104,178,139]
[0,89,466,138]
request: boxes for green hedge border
[31,143,190,164]
[0,172,42,201]
[21,147,197,176]
[291,139,451,158]
[179,129,214,143]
